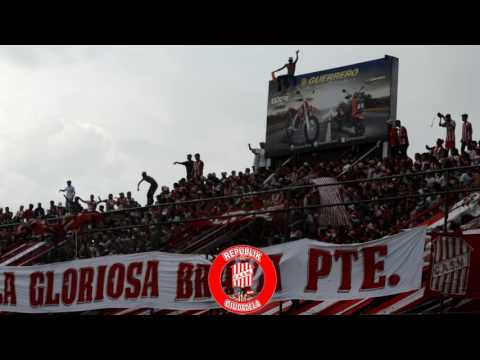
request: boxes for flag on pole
[312,177,351,228]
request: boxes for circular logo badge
[208,245,277,315]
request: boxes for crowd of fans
[1,115,479,262]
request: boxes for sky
[0,45,478,210]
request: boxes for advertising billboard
[265,56,399,158]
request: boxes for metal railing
[71,185,480,236]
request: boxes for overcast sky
[0,45,478,210]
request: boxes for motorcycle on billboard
[286,88,320,146]
[333,85,373,137]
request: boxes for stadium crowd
[0,116,479,261]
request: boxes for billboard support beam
[386,55,399,123]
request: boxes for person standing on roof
[173,154,195,181]
[193,153,204,180]
[137,171,158,206]
[71,197,84,214]
[461,113,473,155]
[387,121,399,158]
[396,120,409,158]
[59,180,75,213]
[272,50,300,92]
[33,203,45,219]
[439,113,456,155]
[249,142,267,173]
[98,194,116,212]
[126,191,140,208]
[78,194,102,212]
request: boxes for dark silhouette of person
[272,50,299,92]
[137,171,158,206]
[174,154,195,181]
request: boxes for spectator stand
[1,140,480,315]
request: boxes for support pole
[440,169,450,314]
[284,189,291,243]
[75,232,78,259]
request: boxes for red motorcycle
[286,89,320,144]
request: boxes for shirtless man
[78,194,102,212]
[98,194,116,212]
[272,50,300,92]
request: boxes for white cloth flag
[0,227,426,313]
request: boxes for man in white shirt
[59,180,76,213]
[248,142,269,173]
[14,205,24,222]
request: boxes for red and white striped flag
[232,262,254,288]
[430,235,471,295]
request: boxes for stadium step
[0,243,31,263]
[0,242,46,266]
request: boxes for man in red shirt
[388,121,399,158]
[193,153,204,180]
[23,204,34,221]
[396,120,409,158]
[426,138,445,158]
[439,113,456,154]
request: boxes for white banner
[268,227,426,302]
[0,227,426,313]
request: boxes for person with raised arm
[59,180,75,213]
[78,194,102,212]
[272,50,299,92]
[438,113,456,155]
[249,142,267,173]
[173,154,194,181]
